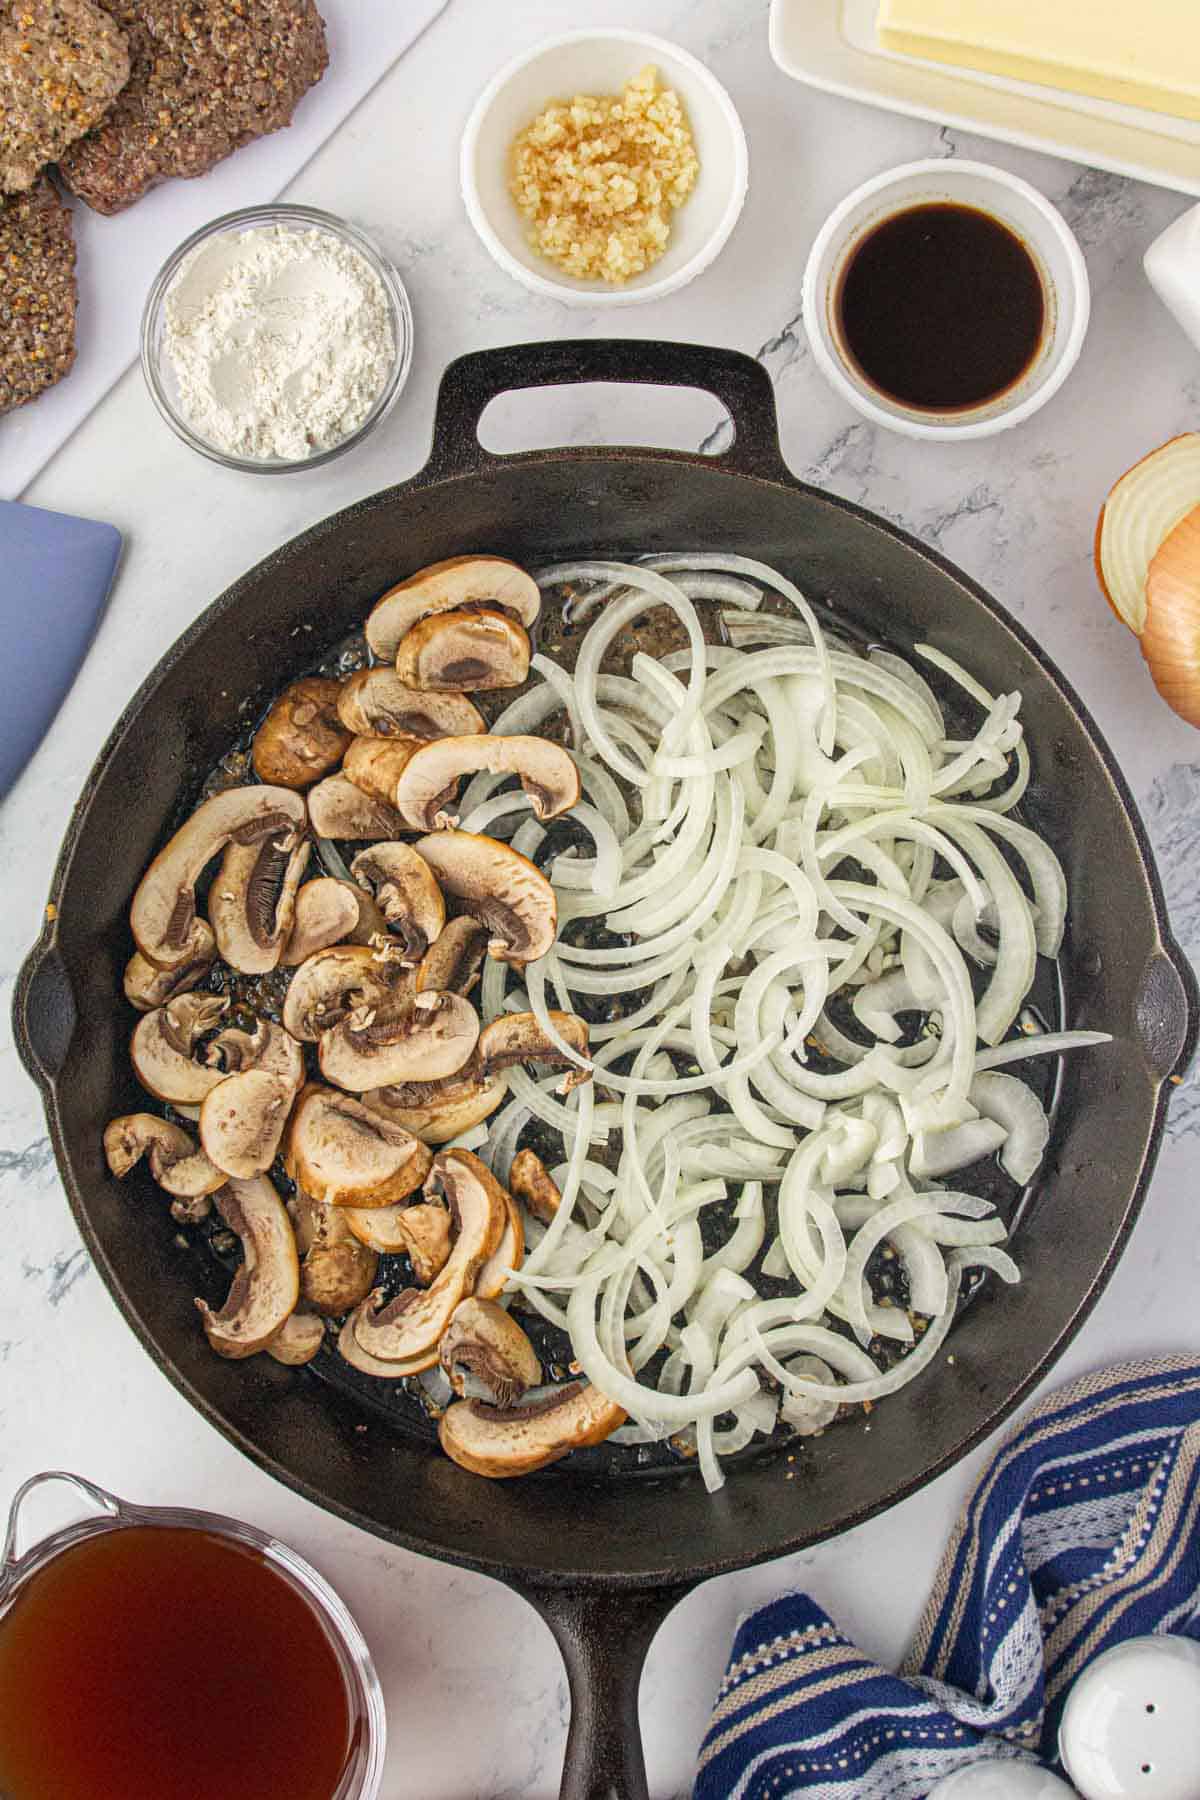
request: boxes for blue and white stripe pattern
[695,1357,1200,1798]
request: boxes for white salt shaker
[1058,1635,1200,1800]
[927,1763,1078,1797]
[1144,204,1200,355]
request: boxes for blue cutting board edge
[0,499,123,802]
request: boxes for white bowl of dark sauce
[803,159,1090,440]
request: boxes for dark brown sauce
[0,1526,356,1800]
[835,202,1045,412]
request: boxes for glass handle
[0,1471,124,1596]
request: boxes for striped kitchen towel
[695,1356,1200,1799]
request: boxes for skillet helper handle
[516,1580,694,1800]
[1136,940,1200,1080]
[12,933,77,1089]
[425,339,790,484]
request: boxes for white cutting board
[0,0,448,501]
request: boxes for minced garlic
[508,64,699,286]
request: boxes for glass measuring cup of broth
[0,1471,386,1800]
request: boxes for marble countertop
[3,2,1200,1795]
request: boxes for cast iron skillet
[14,341,1197,1800]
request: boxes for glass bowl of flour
[141,204,414,473]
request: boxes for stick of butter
[876,0,1200,123]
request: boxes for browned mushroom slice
[123,922,216,1012]
[479,1011,592,1091]
[394,609,530,692]
[413,832,557,967]
[289,1189,378,1316]
[281,944,403,1043]
[199,1069,296,1180]
[350,843,444,962]
[393,735,580,833]
[415,916,490,997]
[130,993,231,1105]
[364,1062,507,1145]
[509,1147,561,1225]
[475,1186,524,1301]
[343,1200,452,1284]
[439,1298,540,1406]
[307,773,409,842]
[266,1310,326,1366]
[349,1150,506,1365]
[209,821,311,976]
[131,786,307,970]
[206,1016,306,1093]
[195,1176,300,1361]
[251,678,352,789]
[337,669,487,740]
[284,1084,432,1208]
[439,1382,626,1478]
[103,1113,225,1200]
[341,735,422,805]
[365,555,541,661]
[319,991,480,1092]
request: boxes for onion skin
[1142,504,1200,729]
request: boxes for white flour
[162,225,396,462]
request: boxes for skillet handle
[1137,939,1199,1080]
[12,933,76,1091]
[425,339,790,484]
[513,1579,695,1800]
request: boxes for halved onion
[1096,433,1200,633]
[1142,504,1200,728]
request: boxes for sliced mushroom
[131,786,307,970]
[509,1148,561,1225]
[251,678,352,789]
[342,736,424,808]
[199,1069,295,1179]
[289,1189,379,1316]
[364,1061,507,1144]
[365,555,541,661]
[349,1150,506,1365]
[209,824,311,975]
[266,1310,326,1366]
[394,609,531,692]
[103,1113,225,1199]
[281,944,402,1043]
[439,1381,626,1479]
[123,923,216,1011]
[281,878,362,965]
[393,735,580,833]
[413,832,557,966]
[337,668,486,740]
[195,1176,300,1360]
[307,773,409,841]
[319,991,480,1092]
[130,993,231,1105]
[343,1200,452,1284]
[478,1011,592,1092]
[284,1084,432,1207]
[439,1298,540,1406]
[350,843,445,962]
[475,1186,524,1301]
[206,1015,306,1091]
[415,916,490,997]
[336,1316,419,1379]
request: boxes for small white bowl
[460,29,749,308]
[802,159,1090,440]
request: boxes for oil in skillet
[835,202,1046,413]
[0,1526,356,1800]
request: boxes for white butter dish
[770,0,1200,198]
